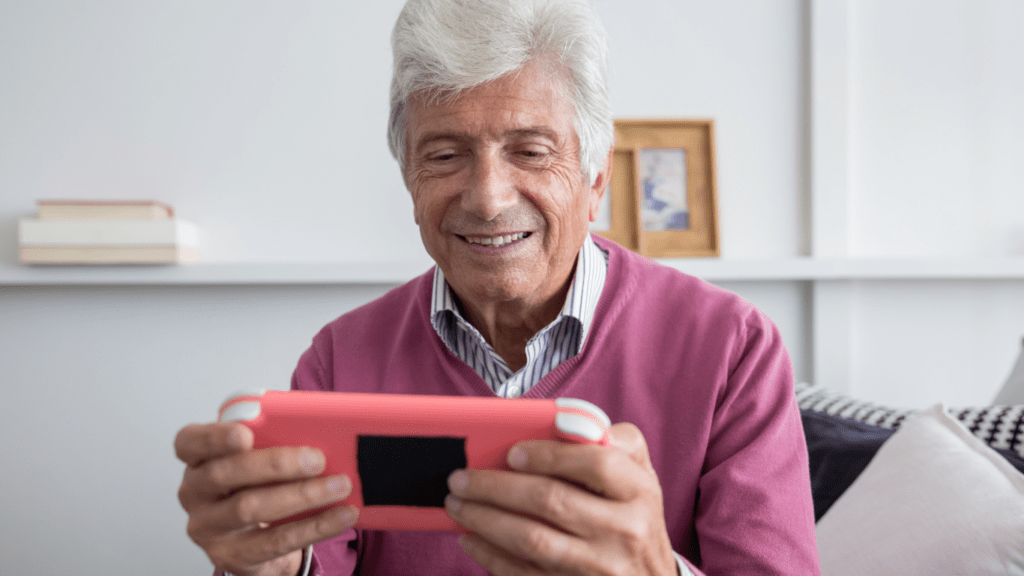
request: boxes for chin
[462,272,537,303]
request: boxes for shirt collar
[430,233,608,352]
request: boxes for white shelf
[659,257,1024,281]
[3,257,1024,286]
[0,261,433,286]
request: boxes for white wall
[0,1,421,265]
[602,0,808,259]
[0,0,806,265]
[1,1,1022,574]
[849,0,1024,257]
[0,285,394,574]
[838,0,1024,405]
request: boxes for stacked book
[18,200,199,264]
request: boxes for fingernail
[301,449,325,474]
[445,494,462,512]
[327,475,351,495]
[227,426,247,449]
[335,505,358,525]
[447,469,468,495]
[508,446,527,468]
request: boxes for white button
[508,386,522,398]
[220,400,261,423]
[555,413,604,442]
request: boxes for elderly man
[175,1,820,575]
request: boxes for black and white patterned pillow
[795,382,1024,461]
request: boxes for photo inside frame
[639,148,689,232]
[593,120,719,258]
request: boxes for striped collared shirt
[430,234,608,398]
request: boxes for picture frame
[593,120,720,258]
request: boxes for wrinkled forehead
[404,60,579,149]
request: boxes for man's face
[404,61,608,309]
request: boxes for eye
[426,149,460,163]
[514,146,549,160]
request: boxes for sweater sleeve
[687,307,821,575]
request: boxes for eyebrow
[506,127,560,142]
[414,126,560,152]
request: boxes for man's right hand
[175,422,359,576]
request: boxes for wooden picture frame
[594,120,720,258]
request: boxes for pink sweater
[289,237,820,576]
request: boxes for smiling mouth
[460,232,531,248]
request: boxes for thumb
[607,422,656,473]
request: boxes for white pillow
[815,404,1024,576]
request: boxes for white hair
[388,0,613,185]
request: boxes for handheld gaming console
[218,390,612,532]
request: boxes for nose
[461,150,518,221]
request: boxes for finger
[194,474,353,533]
[606,422,656,473]
[507,439,646,502]
[175,422,253,467]
[184,446,327,501]
[228,505,359,570]
[445,495,595,574]
[448,468,618,539]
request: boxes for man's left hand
[444,422,679,576]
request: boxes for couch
[797,381,1024,575]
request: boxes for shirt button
[508,386,522,398]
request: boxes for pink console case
[219,390,611,532]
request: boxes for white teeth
[465,232,528,247]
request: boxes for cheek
[411,192,452,243]
[409,177,438,228]
[541,172,593,230]
[409,168,463,226]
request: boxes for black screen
[357,435,467,507]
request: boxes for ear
[588,147,614,222]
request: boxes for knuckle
[185,516,205,545]
[622,528,646,557]
[209,540,249,574]
[262,525,296,559]
[313,509,335,535]
[533,482,568,519]
[605,556,634,576]
[205,459,232,489]
[313,507,346,537]
[177,478,192,509]
[206,541,228,565]
[521,525,557,561]
[268,450,293,476]
[615,421,643,442]
[591,451,618,483]
[233,491,263,525]
[300,478,323,504]
[617,509,649,553]
[172,426,191,460]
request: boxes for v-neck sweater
[289,237,820,576]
